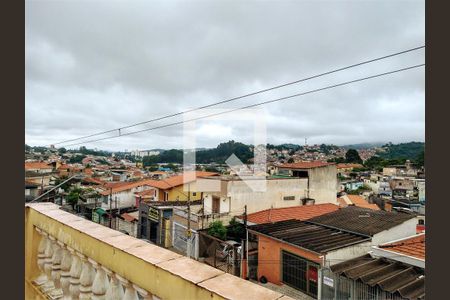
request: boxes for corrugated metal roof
[309,206,416,236]
[330,254,425,300]
[248,219,370,254]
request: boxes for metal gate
[281,250,319,298]
[320,267,409,300]
[172,222,198,259]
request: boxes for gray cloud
[25,0,425,151]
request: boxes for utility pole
[241,205,248,279]
[115,196,119,230]
[109,188,112,228]
[186,182,191,258]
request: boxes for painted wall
[101,185,153,210]
[371,218,418,246]
[325,241,372,267]
[308,165,338,203]
[167,184,203,202]
[202,178,309,217]
[256,234,322,285]
[118,219,138,237]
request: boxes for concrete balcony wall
[25,202,291,300]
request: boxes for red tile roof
[135,189,156,197]
[121,211,139,222]
[100,171,219,195]
[338,195,380,210]
[279,161,334,169]
[336,163,364,169]
[25,162,53,170]
[379,234,425,260]
[242,204,339,224]
[82,177,105,185]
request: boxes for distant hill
[341,142,385,150]
[377,142,425,160]
[143,140,253,165]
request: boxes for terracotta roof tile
[100,171,218,195]
[242,204,339,224]
[25,162,53,170]
[338,195,380,210]
[279,161,334,169]
[336,163,364,169]
[379,234,425,260]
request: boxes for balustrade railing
[25,202,286,300]
[32,226,157,299]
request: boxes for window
[418,219,425,225]
[293,170,309,178]
[192,192,197,196]
[283,196,296,201]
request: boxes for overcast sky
[25,0,425,151]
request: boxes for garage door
[281,250,319,298]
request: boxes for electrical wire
[49,45,424,147]
[60,63,424,147]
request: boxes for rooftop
[241,204,339,225]
[24,161,53,170]
[337,195,380,211]
[248,219,370,254]
[309,206,416,236]
[278,161,335,169]
[379,234,425,260]
[336,163,364,169]
[330,254,425,300]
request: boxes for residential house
[340,180,364,192]
[337,194,380,210]
[248,220,372,298]
[309,206,418,246]
[118,210,139,237]
[323,234,425,300]
[138,200,202,247]
[336,163,364,172]
[25,180,40,202]
[99,180,157,210]
[143,171,220,202]
[198,175,310,223]
[378,181,393,196]
[239,203,339,225]
[24,161,54,174]
[277,161,337,203]
[372,233,425,268]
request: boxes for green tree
[69,155,86,164]
[58,147,67,154]
[416,150,425,167]
[328,157,346,163]
[208,221,227,240]
[287,157,294,163]
[227,217,245,239]
[345,149,363,164]
[54,176,70,192]
[66,188,82,210]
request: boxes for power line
[50,45,425,147]
[60,63,424,148]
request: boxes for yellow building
[147,171,219,202]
